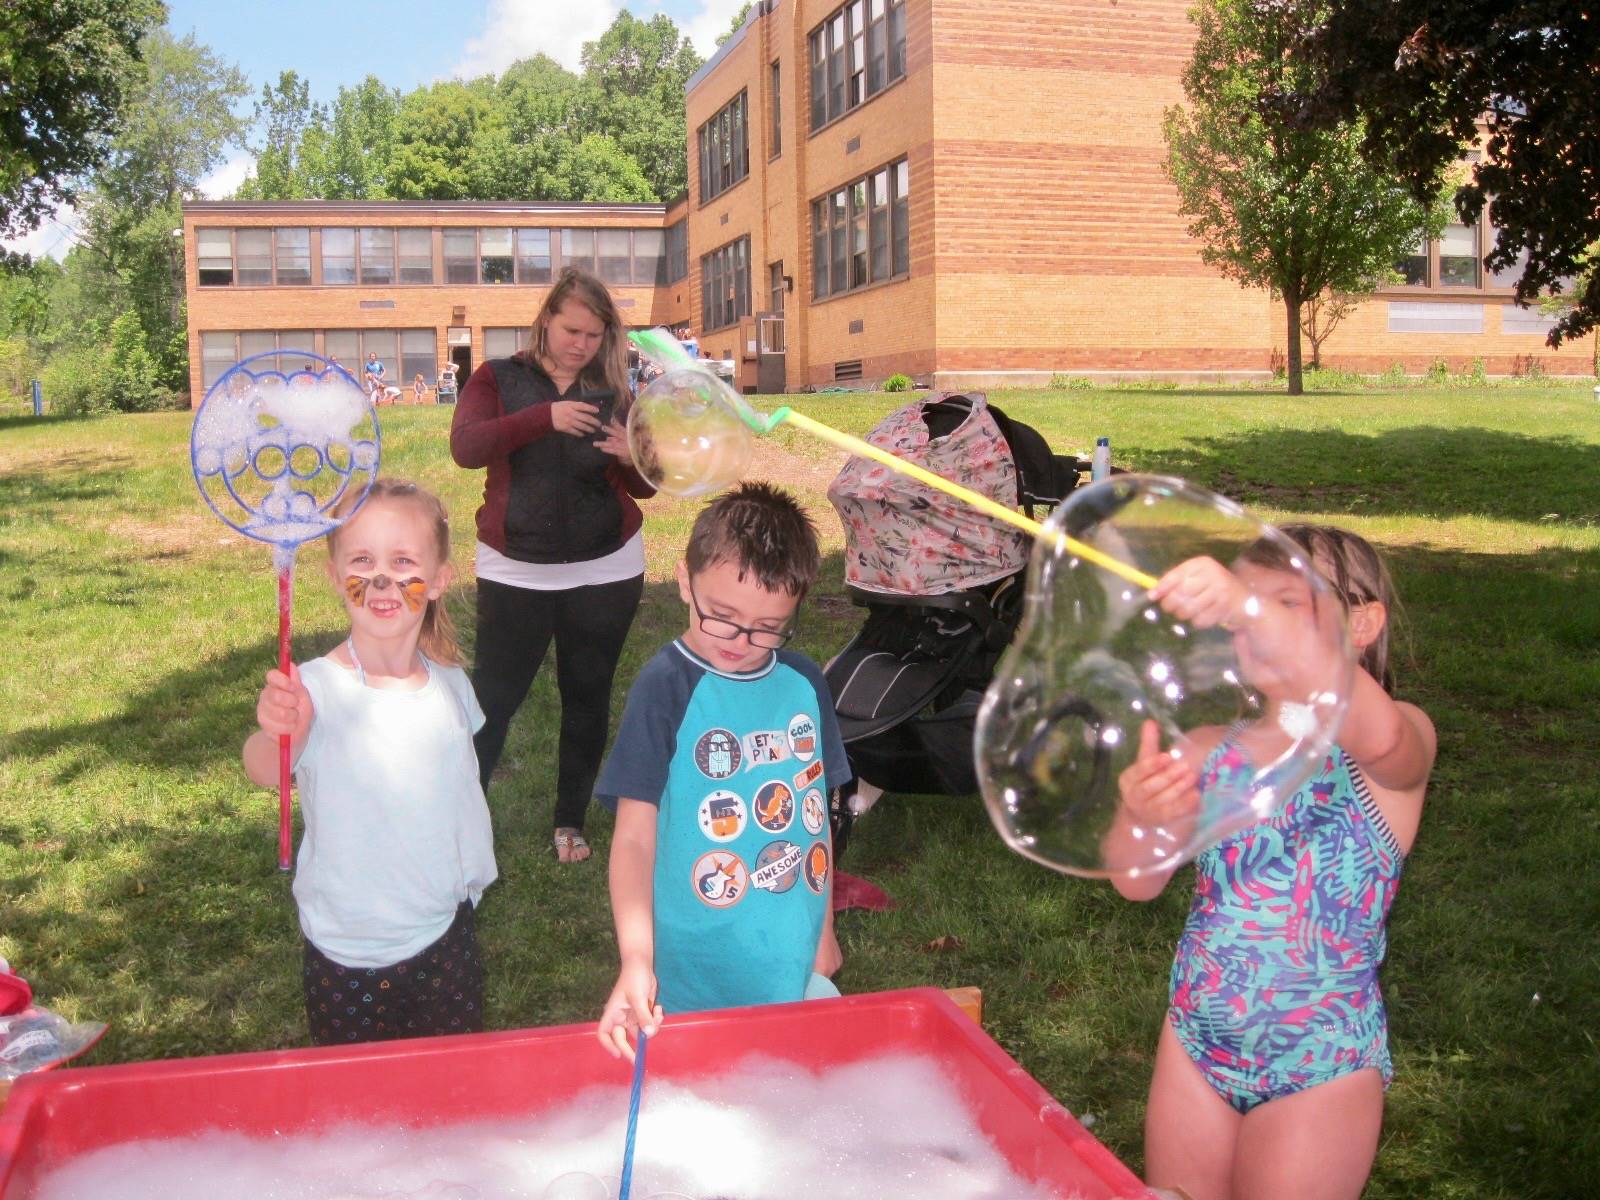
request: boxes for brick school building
[182,0,1591,401]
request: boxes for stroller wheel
[829,783,858,862]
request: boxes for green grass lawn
[2,383,1597,1197]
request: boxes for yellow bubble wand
[629,328,1157,591]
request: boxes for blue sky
[164,0,742,104]
[6,0,745,258]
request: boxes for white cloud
[682,0,755,60]
[1,203,81,262]
[448,0,755,82]
[199,154,253,200]
[452,0,622,77]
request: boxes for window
[275,228,311,285]
[322,228,356,285]
[633,229,665,286]
[197,229,233,286]
[279,332,315,365]
[664,220,689,284]
[562,228,596,274]
[443,229,477,284]
[769,261,785,314]
[400,329,436,387]
[1439,221,1479,287]
[598,228,632,284]
[698,91,750,202]
[238,332,276,362]
[770,61,781,157]
[362,330,398,385]
[1395,234,1429,286]
[809,0,905,130]
[324,330,360,369]
[701,236,751,331]
[200,331,237,385]
[359,228,394,285]
[398,229,433,284]
[235,230,273,286]
[811,156,910,298]
[484,327,530,360]
[517,229,551,284]
[481,228,514,283]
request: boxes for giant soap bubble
[626,367,754,497]
[975,476,1354,879]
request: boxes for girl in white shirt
[244,479,497,1045]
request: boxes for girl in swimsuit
[1112,526,1435,1200]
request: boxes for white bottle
[1091,436,1111,482]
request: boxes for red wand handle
[277,564,294,872]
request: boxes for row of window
[702,237,752,332]
[810,0,906,131]
[812,158,910,300]
[195,225,690,289]
[1394,218,1531,291]
[199,329,440,390]
[698,91,751,204]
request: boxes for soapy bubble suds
[35,1053,1072,1200]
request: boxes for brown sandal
[553,827,591,863]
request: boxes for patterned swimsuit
[1168,738,1405,1113]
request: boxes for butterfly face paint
[344,573,430,612]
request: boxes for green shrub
[1456,357,1489,387]
[1378,361,1409,387]
[40,346,116,416]
[1049,373,1093,390]
[1425,357,1451,383]
[882,372,912,392]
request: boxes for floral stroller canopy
[827,393,1030,596]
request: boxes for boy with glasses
[596,483,849,1059]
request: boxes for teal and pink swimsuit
[1169,739,1404,1113]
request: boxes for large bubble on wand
[974,476,1354,879]
[626,366,755,498]
[191,350,380,554]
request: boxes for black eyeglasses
[688,582,796,650]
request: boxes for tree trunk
[1284,287,1304,395]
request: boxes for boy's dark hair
[686,482,821,597]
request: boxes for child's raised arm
[242,665,314,788]
[597,797,663,1062]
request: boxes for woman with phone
[450,268,654,863]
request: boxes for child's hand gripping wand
[191,354,381,870]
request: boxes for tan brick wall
[1293,293,1596,377]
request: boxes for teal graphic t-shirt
[596,640,849,1014]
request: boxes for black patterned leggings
[302,901,484,1046]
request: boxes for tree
[240,71,322,200]
[1163,0,1442,393]
[387,82,495,200]
[578,12,703,200]
[59,29,248,396]
[1284,1,1600,346]
[717,3,756,47]
[0,0,163,244]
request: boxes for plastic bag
[0,961,106,1081]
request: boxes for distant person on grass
[244,478,497,1046]
[449,268,654,865]
[1110,526,1436,1200]
[363,352,386,400]
[596,483,849,1061]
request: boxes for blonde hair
[527,267,633,406]
[329,478,463,666]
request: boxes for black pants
[472,573,643,830]
[303,902,483,1046]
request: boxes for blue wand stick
[618,1030,648,1200]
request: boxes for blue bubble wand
[190,351,380,869]
[617,1030,648,1200]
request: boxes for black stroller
[823,392,1096,857]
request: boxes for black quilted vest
[491,356,622,564]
